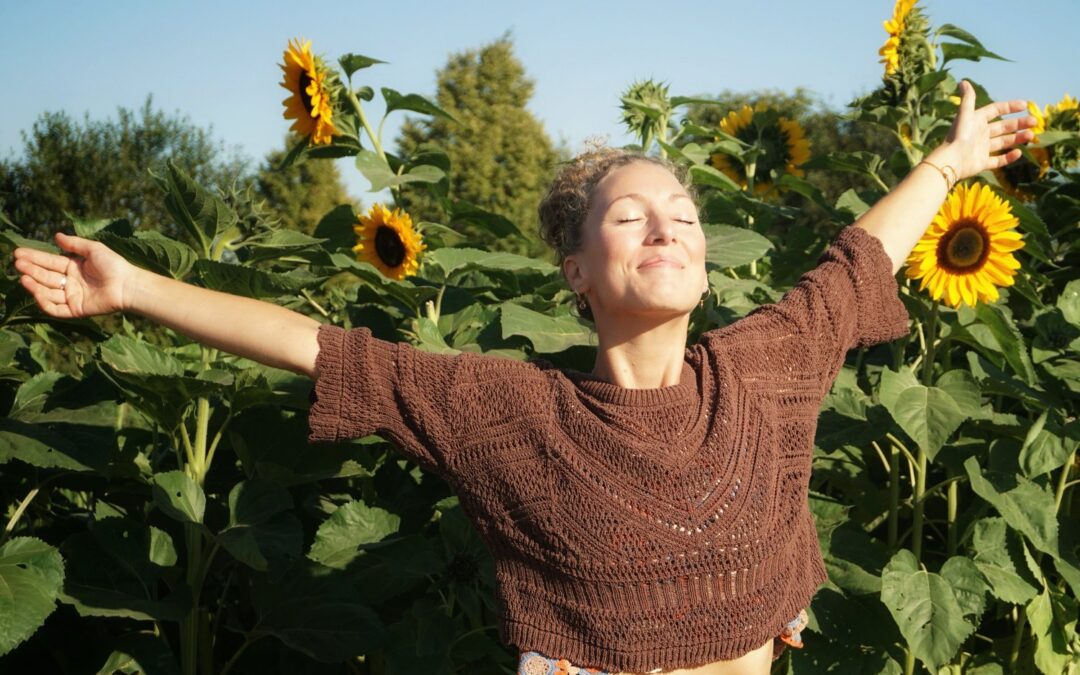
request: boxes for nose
[647,214,678,244]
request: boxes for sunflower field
[1,1,1078,673]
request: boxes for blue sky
[3,0,1077,201]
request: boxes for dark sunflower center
[1000,156,1041,186]
[375,226,406,268]
[735,123,791,182]
[938,223,988,272]
[298,71,315,116]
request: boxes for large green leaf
[151,470,206,524]
[939,556,990,621]
[308,500,401,569]
[156,159,237,256]
[1025,585,1079,675]
[702,224,775,269]
[881,549,973,671]
[0,537,65,657]
[688,164,740,192]
[1018,410,1079,478]
[975,302,1036,386]
[95,230,198,280]
[193,260,318,298]
[425,247,557,278]
[217,479,301,577]
[354,149,445,192]
[238,228,328,265]
[878,367,966,460]
[971,517,1039,604]
[58,519,190,622]
[964,457,1059,559]
[499,302,595,354]
[251,560,385,662]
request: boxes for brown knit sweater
[307,224,910,672]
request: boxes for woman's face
[564,160,708,325]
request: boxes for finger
[979,99,1029,122]
[11,247,72,274]
[990,130,1035,152]
[54,232,99,258]
[14,257,68,288]
[19,275,69,308]
[989,116,1038,136]
[990,148,1023,169]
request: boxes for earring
[576,293,589,315]
[699,287,711,310]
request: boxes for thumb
[55,232,96,256]
[960,80,976,116]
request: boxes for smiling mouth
[638,259,683,269]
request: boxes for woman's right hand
[12,232,136,319]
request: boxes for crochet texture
[307,224,911,673]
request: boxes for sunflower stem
[888,441,900,550]
[920,302,938,385]
[347,89,386,162]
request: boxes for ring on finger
[59,275,67,291]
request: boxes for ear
[563,254,588,295]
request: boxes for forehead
[594,161,691,208]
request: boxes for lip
[638,255,684,269]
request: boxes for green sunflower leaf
[308,500,401,570]
[974,302,1037,386]
[193,260,318,299]
[702,224,774,269]
[964,456,1058,560]
[971,517,1039,604]
[339,53,386,79]
[217,480,302,577]
[689,164,740,192]
[881,549,973,671]
[381,88,457,123]
[499,302,595,354]
[0,536,65,657]
[95,230,198,280]
[940,42,1009,65]
[355,150,446,192]
[1025,585,1079,675]
[156,160,238,258]
[151,470,206,524]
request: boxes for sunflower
[879,0,917,76]
[903,183,1024,309]
[279,38,338,146]
[1041,93,1080,170]
[709,103,811,194]
[352,204,426,280]
[993,101,1050,201]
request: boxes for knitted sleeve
[306,323,466,478]
[701,224,910,383]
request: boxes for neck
[589,311,690,389]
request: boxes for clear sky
[3,0,1077,201]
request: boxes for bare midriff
[610,639,773,675]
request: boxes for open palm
[12,232,134,319]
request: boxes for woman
[11,81,1033,674]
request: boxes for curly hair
[536,146,698,321]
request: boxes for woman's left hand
[932,79,1038,181]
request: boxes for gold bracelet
[918,159,958,192]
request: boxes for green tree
[395,34,561,257]
[256,135,357,235]
[0,95,247,243]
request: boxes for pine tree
[395,34,561,257]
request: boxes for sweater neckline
[561,357,697,407]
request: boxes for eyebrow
[605,193,694,210]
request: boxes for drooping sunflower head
[878,0,916,76]
[279,38,339,146]
[709,103,811,195]
[903,183,1024,309]
[352,204,426,281]
[875,0,933,105]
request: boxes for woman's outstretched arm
[13,232,322,378]
[854,80,1036,274]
